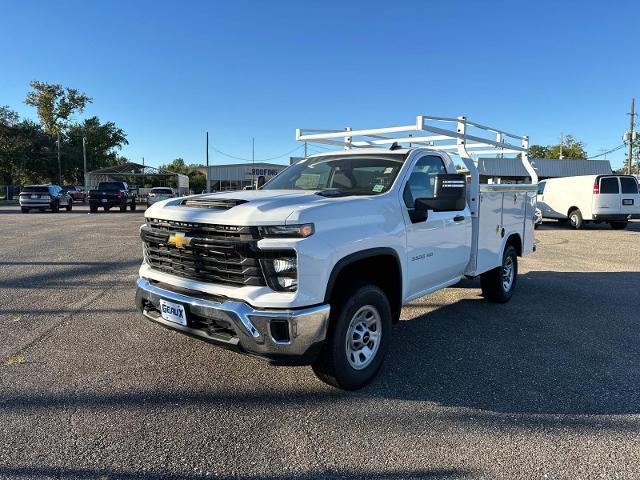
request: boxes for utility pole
[56,131,62,184]
[206,131,210,193]
[559,132,564,159]
[628,98,635,175]
[252,137,255,189]
[82,136,87,192]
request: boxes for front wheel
[568,209,583,229]
[66,200,72,211]
[312,284,391,390]
[51,201,59,213]
[130,202,136,211]
[481,244,518,303]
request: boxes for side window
[600,177,619,194]
[537,182,546,195]
[620,177,639,194]
[403,155,447,208]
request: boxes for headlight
[260,223,314,238]
[260,251,297,292]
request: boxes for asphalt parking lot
[1,204,639,480]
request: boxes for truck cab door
[401,155,471,298]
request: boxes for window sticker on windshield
[372,184,384,193]
[384,167,394,174]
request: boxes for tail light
[87,192,91,199]
[593,181,599,194]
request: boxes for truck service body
[136,115,538,389]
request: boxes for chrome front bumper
[135,278,330,364]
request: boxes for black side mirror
[415,174,467,213]
[256,176,266,188]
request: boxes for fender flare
[323,247,402,303]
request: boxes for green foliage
[159,158,206,192]
[24,81,92,135]
[528,135,587,160]
[0,104,128,185]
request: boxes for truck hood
[145,189,341,225]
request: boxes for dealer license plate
[159,299,187,326]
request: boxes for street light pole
[82,136,87,192]
[57,131,62,184]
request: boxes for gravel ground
[1,205,639,480]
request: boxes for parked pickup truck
[88,181,137,212]
[135,115,538,389]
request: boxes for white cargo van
[537,175,640,229]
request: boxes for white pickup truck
[136,115,538,389]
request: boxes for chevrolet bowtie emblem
[168,232,192,249]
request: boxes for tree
[528,135,587,160]
[0,106,20,126]
[160,158,206,192]
[24,81,92,135]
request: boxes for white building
[197,162,288,191]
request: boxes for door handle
[453,215,465,222]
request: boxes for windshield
[262,154,406,195]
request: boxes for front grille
[142,218,265,287]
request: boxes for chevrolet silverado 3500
[136,115,538,389]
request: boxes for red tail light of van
[593,181,599,194]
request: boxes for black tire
[481,244,518,304]
[89,204,98,213]
[119,204,127,212]
[104,206,110,212]
[130,202,136,211]
[21,207,29,213]
[312,283,392,390]
[568,209,583,229]
[66,200,72,211]
[51,201,59,213]
[610,221,628,230]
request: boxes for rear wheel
[312,283,391,390]
[21,207,29,213]
[481,244,518,304]
[130,201,136,211]
[51,201,59,213]
[89,204,98,213]
[66,199,72,211]
[610,221,628,230]
[568,209,583,229]
[104,206,110,212]
[119,203,127,212]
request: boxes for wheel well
[567,206,579,217]
[326,252,402,323]
[505,233,522,257]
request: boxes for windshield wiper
[315,189,375,197]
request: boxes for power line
[587,144,625,159]
[209,144,303,162]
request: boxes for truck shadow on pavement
[375,270,640,416]
[0,466,471,480]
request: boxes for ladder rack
[296,115,538,184]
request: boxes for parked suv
[19,185,73,213]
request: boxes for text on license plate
[159,299,187,326]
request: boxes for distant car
[88,181,137,212]
[19,184,73,213]
[64,185,86,202]
[146,187,177,206]
[534,207,542,228]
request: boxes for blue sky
[1,0,638,169]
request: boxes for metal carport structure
[85,162,189,195]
